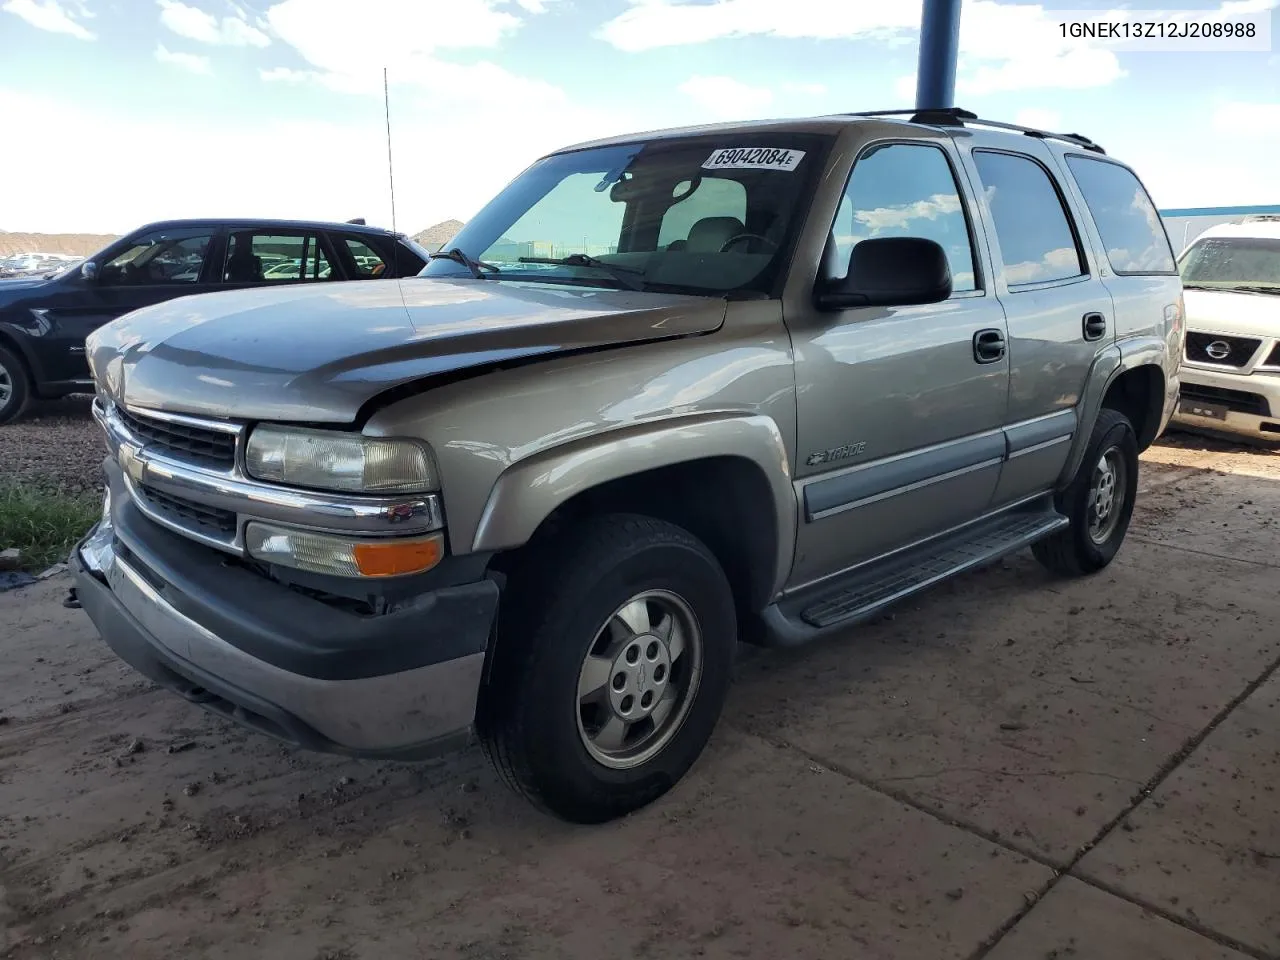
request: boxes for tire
[0,344,31,425]
[1033,408,1139,577]
[478,513,737,824]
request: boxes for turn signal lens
[245,521,444,578]
[352,537,444,577]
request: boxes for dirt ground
[1,428,1278,960]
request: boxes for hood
[1183,287,1280,339]
[87,277,726,423]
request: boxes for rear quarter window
[1065,156,1176,275]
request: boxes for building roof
[1158,204,1280,218]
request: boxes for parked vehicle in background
[72,108,1181,824]
[0,218,430,423]
[1171,217,1280,444]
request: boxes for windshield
[1179,236,1280,291]
[421,133,833,297]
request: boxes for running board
[758,501,1068,647]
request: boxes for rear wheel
[0,345,31,425]
[1033,408,1139,576]
[479,513,736,823]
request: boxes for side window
[99,231,212,286]
[972,151,1085,286]
[225,232,331,283]
[825,143,977,292]
[343,237,389,278]
[1065,156,1176,274]
[481,172,626,262]
[657,177,748,249]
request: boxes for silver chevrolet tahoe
[71,108,1183,824]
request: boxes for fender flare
[471,412,797,600]
[1058,336,1169,488]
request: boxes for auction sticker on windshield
[703,148,805,172]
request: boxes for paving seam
[739,630,1280,960]
[1131,537,1280,570]
[965,635,1280,960]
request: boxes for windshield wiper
[428,247,499,279]
[1226,285,1280,295]
[518,254,646,291]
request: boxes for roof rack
[845,107,1106,155]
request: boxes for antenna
[383,67,397,234]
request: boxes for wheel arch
[473,413,797,613]
[1058,339,1170,488]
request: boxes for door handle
[1083,312,1107,342]
[973,328,1006,364]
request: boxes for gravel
[2,396,104,494]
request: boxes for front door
[41,227,219,382]
[786,137,1010,588]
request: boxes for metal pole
[915,0,963,110]
[384,67,397,235]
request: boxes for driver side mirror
[815,236,952,311]
[80,261,98,282]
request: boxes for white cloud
[251,0,567,98]
[599,0,917,51]
[158,0,270,47]
[1013,108,1063,131]
[597,0,1130,96]
[678,75,774,119]
[781,81,827,96]
[260,65,313,83]
[155,43,213,75]
[855,193,962,231]
[1211,101,1280,139]
[1,0,94,39]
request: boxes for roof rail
[845,107,1106,155]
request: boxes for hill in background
[0,232,119,259]
[412,219,465,252]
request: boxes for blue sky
[0,0,1276,234]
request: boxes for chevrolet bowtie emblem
[119,443,146,485]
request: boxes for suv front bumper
[1171,365,1280,443]
[73,465,500,760]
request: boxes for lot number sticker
[702,147,805,172]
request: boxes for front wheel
[479,513,737,824]
[1033,408,1139,576]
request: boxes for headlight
[245,521,444,578]
[245,425,436,493]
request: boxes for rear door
[219,228,341,292]
[38,226,218,382]
[1054,151,1182,417]
[956,138,1115,507]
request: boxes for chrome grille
[1184,333,1261,368]
[114,405,238,467]
[137,483,238,537]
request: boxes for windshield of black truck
[420,134,833,297]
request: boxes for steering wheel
[718,233,778,254]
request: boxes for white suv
[1172,217,1280,444]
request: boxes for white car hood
[1183,288,1280,338]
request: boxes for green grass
[0,484,102,572]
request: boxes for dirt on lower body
[1,431,1278,960]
